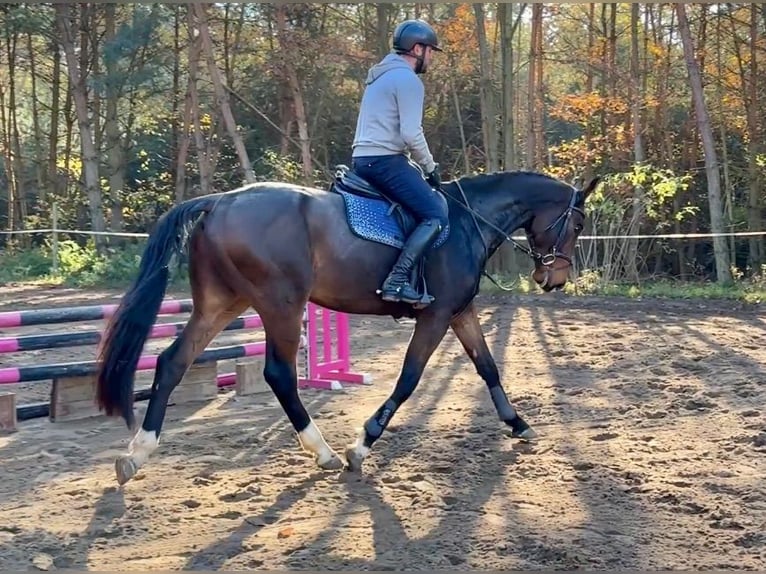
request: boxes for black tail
[95,196,215,428]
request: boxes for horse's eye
[574,224,583,233]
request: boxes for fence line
[3,228,766,241]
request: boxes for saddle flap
[330,163,450,251]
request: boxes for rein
[448,179,585,291]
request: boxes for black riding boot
[379,218,442,304]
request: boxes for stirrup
[412,292,434,309]
[411,264,434,309]
[377,284,421,304]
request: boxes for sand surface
[1,284,764,570]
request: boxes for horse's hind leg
[256,302,343,470]
[115,295,248,485]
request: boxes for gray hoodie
[351,53,436,174]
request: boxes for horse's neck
[447,177,532,248]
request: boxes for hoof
[504,415,538,441]
[512,427,538,441]
[115,455,138,485]
[344,446,365,473]
[318,453,345,471]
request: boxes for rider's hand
[426,165,441,189]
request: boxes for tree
[274,4,313,182]
[498,2,526,170]
[675,3,732,284]
[193,2,255,184]
[54,3,106,250]
[473,3,498,172]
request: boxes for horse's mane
[457,169,562,184]
[442,170,574,205]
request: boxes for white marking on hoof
[128,428,159,468]
[344,429,369,472]
[115,428,159,484]
[298,421,338,468]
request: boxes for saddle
[329,164,450,308]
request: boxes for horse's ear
[580,176,601,201]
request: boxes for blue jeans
[352,154,448,229]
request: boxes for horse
[95,167,598,485]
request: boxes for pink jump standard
[302,303,371,390]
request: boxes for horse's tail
[95,195,216,429]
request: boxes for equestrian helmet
[392,19,442,53]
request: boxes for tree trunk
[473,4,498,172]
[630,4,645,166]
[0,84,17,236]
[49,33,62,202]
[27,30,45,205]
[715,11,736,263]
[585,3,595,156]
[499,3,525,171]
[175,85,193,204]
[5,22,27,240]
[526,4,543,169]
[275,5,313,182]
[193,3,256,184]
[227,3,247,89]
[675,3,732,284]
[376,4,389,58]
[185,7,212,196]
[625,2,645,281]
[534,7,546,168]
[104,4,125,232]
[55,3,106,250]
[450,76,470,174]
[606,3,618,167]
[171,5,181,200]
[743,5,763,269]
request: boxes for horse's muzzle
[532,264,569,292]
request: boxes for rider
[351,19,447,305]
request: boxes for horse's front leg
[345,312,451,472]
[450,302,536,440]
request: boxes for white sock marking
[128,428,159,468]
[351,428,370,460]
[298,420,335,464]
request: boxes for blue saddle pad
[337,189,449,249]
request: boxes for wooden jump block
[49,375,99,422]
[0,392,17,432]
[234,358,269,396]
[174,361,219,405]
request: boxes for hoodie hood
[365,53,412,85]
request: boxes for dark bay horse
[95,169,598,485]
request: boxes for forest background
[1,2,765,301]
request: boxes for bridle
[449,179,586,290]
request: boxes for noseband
[526,187,585,268]
[450,180,584,289]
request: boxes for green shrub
[0,239,188,288]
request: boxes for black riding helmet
[392,19,442,74]
[393,19,442,52]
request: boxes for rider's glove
[426,165,441,189]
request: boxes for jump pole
[0,300,370,423]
